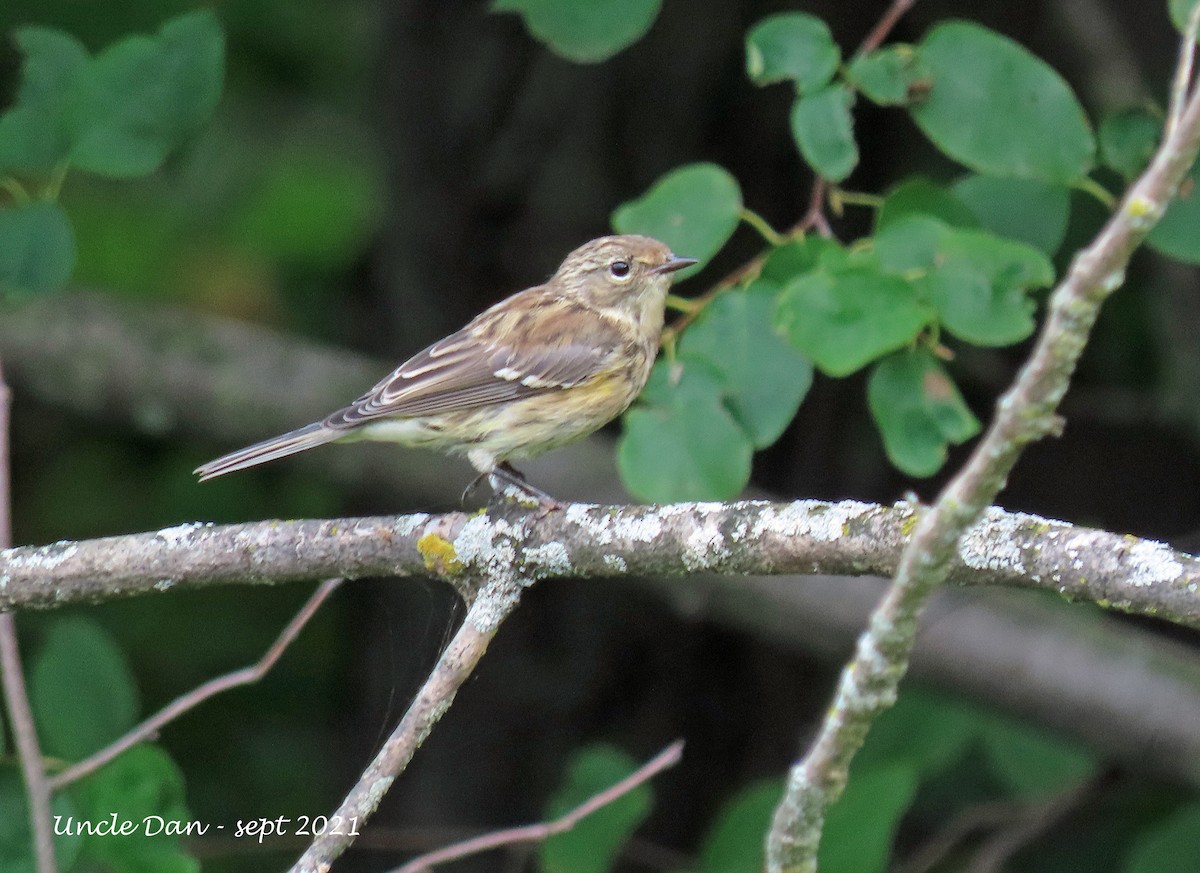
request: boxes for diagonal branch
[390,740,684,873]
[47,577,343,791]
[765,15,1200,873]
[286,568,528,873]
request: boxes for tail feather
[195,423,341,481]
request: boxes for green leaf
[618,361,753,501]
[760,237,852,285]
[1098,108,1161,180]
[540,745,654,873]
[819,764,918,873]
[845,45,928,106]
[925,228,1052,346]
[875,177,978,231]
[492,0,662,63]
[952,174,1071,256]
[777,267,931,376]
[1125,803,1200,873]
[1148,159,1200,263]
[874,214,1051,345]
[0,201,76,297]
[612,162,741,276]
[0,28,88,173]
[790,84,858,182]
[853,686,983,777]
[68,10,225,177]
[679,280,813,447]
[979,716,1097,799]
[867,348,980,477]
[72,745,200,873]
[911,21,1095,183]
[0,765,85,873]
[698,780,781,873]
[30,616,139,761]
[873,214,947,274]
[745,13,840,92]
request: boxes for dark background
[2,1,1199,871]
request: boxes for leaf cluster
[1,617,198,873]
[0,11,223,297]
[602,12,1200,500]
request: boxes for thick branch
[4,501,1200,784]
[1,500,1197,628]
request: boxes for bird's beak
[653,256,698,275]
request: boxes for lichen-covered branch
[286,545,534,873]
[1,500,1197,627]
[6,500,1200,788]
[764,20,1200,873]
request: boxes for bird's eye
[609,260,631,279]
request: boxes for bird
[195,234,696,506]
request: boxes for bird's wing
[324,293,629,428]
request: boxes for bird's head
[554,234,695,315]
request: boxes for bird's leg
[488,462,561,511]
[461,470,489,505]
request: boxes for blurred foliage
[537,687,1114,873]
[0,0,384,336]
[0,4,371,871]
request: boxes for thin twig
[967,774,1103,873]
[766,15,1200,873]
[47,577,343,791]
[897,801,1025,873]
[1168,1,1200,136]
[286,576,526,873]
[799,0,920,243]
[0,361,57,873]
[798,178,832,238]
[390,740,685,873]
[0,618,56,873]
[856,0,918,57]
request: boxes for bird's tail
[195,423,342,481]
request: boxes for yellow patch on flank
[417,533,464,575]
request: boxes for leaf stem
[42,163,70,202]
[665,294,701,314]
[1074,176,1117,209]
[740,207,786,246]
[0,178,30,206]
[829,187,885,214]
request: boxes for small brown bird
[195,234,695,504]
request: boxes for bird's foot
[487,462,562,513]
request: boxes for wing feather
[323,292,629,429]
